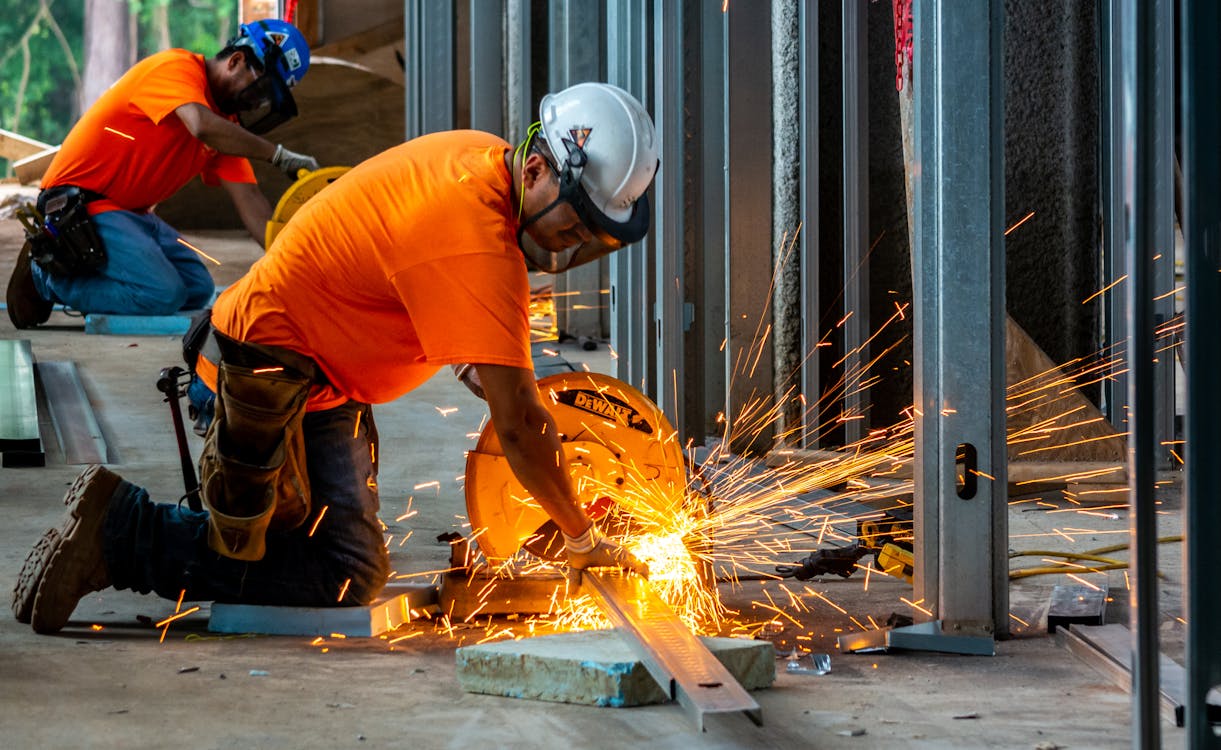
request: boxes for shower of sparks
[360,246,1186,652]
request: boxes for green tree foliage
[0,3,84,149]
[1,0,239,175]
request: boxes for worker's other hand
[563,524,649,587]
[271,144,320,179]
[451,364,486,400]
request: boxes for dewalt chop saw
[460,372,690,587]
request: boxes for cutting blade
[465,372,688,561]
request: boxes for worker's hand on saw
[563,524,649,587]
[271,144,320,179]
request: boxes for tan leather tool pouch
[199,360,311,561]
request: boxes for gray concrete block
[208,582,437,637]
[455,630,774,707]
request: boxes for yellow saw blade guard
[465,372,689,562]
[264,166,351,248]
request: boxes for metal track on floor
[0,339,44,466]
[585,572,762,732]
[36,361,107,465]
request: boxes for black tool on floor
[156,366,200,510]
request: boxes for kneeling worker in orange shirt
[6,18,319,329]
[13,82,659,633]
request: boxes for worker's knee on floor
[338,573,387,606]
[181,278,215,310]
[125,282,189,315]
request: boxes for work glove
[451,363,485,400]
[271,144,319,179]
[563,524,650,587]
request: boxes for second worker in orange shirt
[6,18,319,330]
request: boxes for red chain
[893,0,913,92]
[285,0,299,23]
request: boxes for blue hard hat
[231,18,310,88]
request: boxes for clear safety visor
[517,148,651,274]
[235,46,298,135]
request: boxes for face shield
[517,140,651,274]
[232,45,299,135]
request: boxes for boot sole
[11,528,61,624]
[6,240,53,329]
[30,466,123,634]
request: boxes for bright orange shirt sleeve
[211,131,532,410]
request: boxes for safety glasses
[516,145,650,273]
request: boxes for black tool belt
[27,185,108,277]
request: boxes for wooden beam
[0,129,53,162]
[312,17,404,59]
[13,146,58,186]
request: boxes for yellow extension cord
[1007,535,1183,580]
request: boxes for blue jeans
[102,400,390,606]
[32,210,215,315]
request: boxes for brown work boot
[11,528,62,624]
[6,240,53,329]
[30,466,124,634]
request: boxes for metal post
[1150,0,1176,471]
[723,4,773,456]
[841,0,869,445]
[1102,1,1129,433]
[607,0,652,393]
[771,0,802,444]
[697,1,725,441]
[469,0,505,134]
[1119,0,1162,744]
[840,0,1006,657]
[1180,0,1221,743]
[404,0,455,139]
[652,0,685,433]
[798,0,820,447]
[505,0,531,144]
[549,1,605,342]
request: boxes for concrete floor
[0,202,1188,749]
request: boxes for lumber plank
[0,128,52,161]
[13,146,58,185]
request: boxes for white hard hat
[537,82,658,243]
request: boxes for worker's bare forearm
[222,180,272,248]
[497,408,592,538]
[175,103,277,162]
[477,363,593,538]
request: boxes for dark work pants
[102,400,390,606]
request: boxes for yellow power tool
[265,166,351,247]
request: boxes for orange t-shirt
[207,130,534,410]
[41,48,255,214]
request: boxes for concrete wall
[814,0,1100,438]
[1003,0,1100,374]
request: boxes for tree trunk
[80,0,132,112]
[152,1,171,51]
